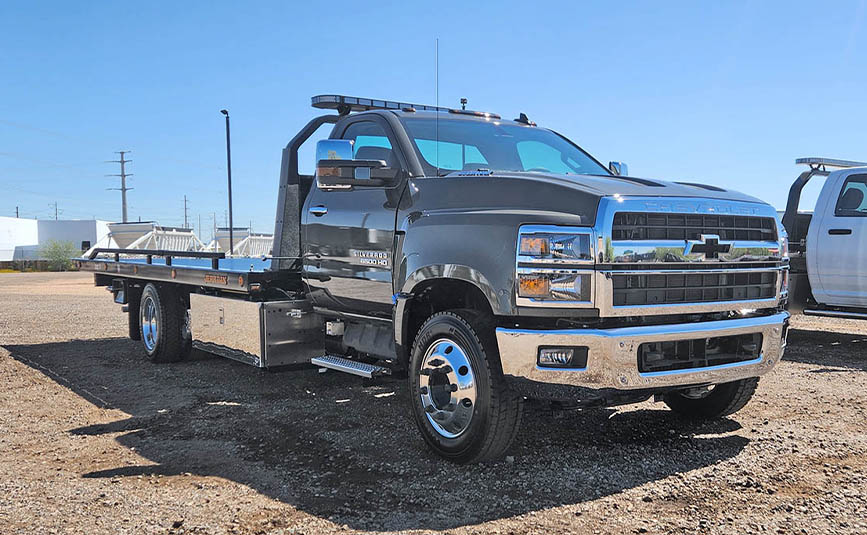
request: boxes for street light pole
[220,109,234,255]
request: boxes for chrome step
[310,355,391,378]
[804,308,867,320]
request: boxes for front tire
[664,377,759,419]
[409,310,523,463]
[139,283,191,363]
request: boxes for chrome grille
[612,271,778,306]
[612,212,777,242]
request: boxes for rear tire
[664,378,759,419]
[408,310,523,464]
[139,283,190,363]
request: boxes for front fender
[394,175,598,316]
[395,212,520,316]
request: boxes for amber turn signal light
[518,274,550,297]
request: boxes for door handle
[309,205,328,217]
[828,228,852,235]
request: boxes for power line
[106,150,133,223]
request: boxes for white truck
[783,157,867,317]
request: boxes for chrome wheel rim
[141,296,158,352]
[419,338,477,439]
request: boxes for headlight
[780,234,789,258]
[516,226,594,305]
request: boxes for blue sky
[1,1,865,237]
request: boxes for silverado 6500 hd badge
[351,249,390,267]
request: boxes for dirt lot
[0,272,865,535]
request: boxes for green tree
[41,240,79,271]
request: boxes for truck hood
[480,171,768,204]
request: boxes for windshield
[401,117,610,177]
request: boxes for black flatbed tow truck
[77,94,789,463]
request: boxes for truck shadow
[5,338,748,532]
[784,328,867,371]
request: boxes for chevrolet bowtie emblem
[684,234,732,259]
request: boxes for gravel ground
[1,272,865,535]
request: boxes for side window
[341,121,398,168]
[834,174,867,217]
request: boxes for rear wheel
[664,378,759,419]
[409,310,523,463]
[139,283,191,363]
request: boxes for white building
[0,217,111,261]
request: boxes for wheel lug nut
[441,365,452,373]
[461,398,472,407]
[419,368,432,376]
[419,386,428,394]
[429,358,444,367]
[450,384,458,392]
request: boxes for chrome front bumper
[495,312,789,391]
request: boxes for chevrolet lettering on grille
[684,234,732,260]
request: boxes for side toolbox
[189,294,323,367]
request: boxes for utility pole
[49,202,59,220]
[183,195,189,229]
[197,213,201,240]
[15,206,19,218]
[211,212,217,247]
[220,109,234,254]
[106,151,133,223]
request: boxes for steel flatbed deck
[76,248,297,294]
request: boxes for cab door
[301,117,407,317]
[812,170,867,307]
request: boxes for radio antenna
[435,37,440,177]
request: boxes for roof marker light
[795,157,867,169]
[311,94,500,119]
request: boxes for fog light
[538,347,589,368]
